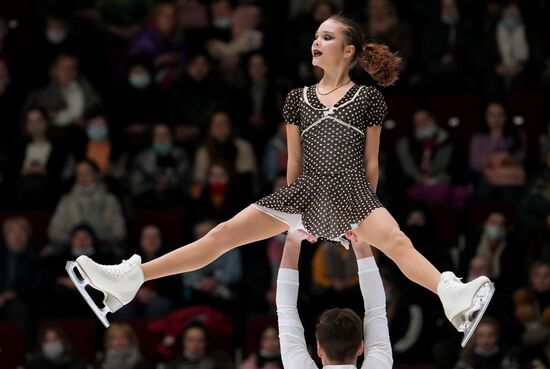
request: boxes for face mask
[27,124,47,136]
[441,14,459,25]
[87,125,108,141]
[415,125,436,140]
[153,142,172,155]
[500,15,521,29]
[71,246,95,258]
[184,351,203,361]
[75,182,99,197]
[485,225,505,241]
[259,349,280,360]
[46,29,67,44]
[129,73,151,89]
[213,17,232,29]
[208,182,228,194]
[474,346,499,357]
[43,342,64,360]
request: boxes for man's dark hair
[315,308,363,363]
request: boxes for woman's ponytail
[359,43,401,87]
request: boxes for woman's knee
[379,230,413,255]
[205,221,233,245]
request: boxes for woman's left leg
[353,207,441,293]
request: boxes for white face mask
[75,182,99,197]
[46,29,67,44]
[129,73,152,89]
[415,125,436,140]
[71,246,95,258]
[43,342,65,360]
[213,17,232,29]
[485,225,505,241]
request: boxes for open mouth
[312,50,322,57]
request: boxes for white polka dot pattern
[256,84,388,246]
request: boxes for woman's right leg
[142,205,288,281]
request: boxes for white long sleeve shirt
[276,257,393,369]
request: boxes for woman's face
[26,110,48,138]
[156,4,177,35]
[485,103,506,132]
[71,230,93,251]
[531,265,550,293]
[475,323,498,352]
[108,328,130,352]
[75,162,97,187]
[311,19,354,70]
[4,223,29,252]
[183,327,206,356]
[44,330,62,344]
[208,164,229,185]
[140,225,162,254]
[260,327,280,355]
[209,113,231,142]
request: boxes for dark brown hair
[315,308,363,363]
[330,14,401,87]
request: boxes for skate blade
[459,282,495,347]
[65,261,111,328]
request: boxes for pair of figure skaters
[66,15,494,362]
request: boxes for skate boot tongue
[128,254,142,265]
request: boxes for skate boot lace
[96,259,135,279]
[442,274,463,289]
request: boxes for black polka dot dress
[254,84,387,248]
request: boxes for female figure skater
[67,15,493,346]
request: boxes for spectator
[41,224,114,318]
[419,0,475,92]
[82,109,127,188]
[381,267,431,364]
[118,225,177,318]
[165,51,229,148]
[0,217,38,325]
[26,326,86,369]
[130,123,190,208]
[482,1,532,95]
[240,325,283,369]
[262,123,288,188]
[0,56,24,147]
[519,146,550,235]
[469,100,527,202]
[396,108,466,210]
[461,211,519,289]
[48,159,126,250]
[24,14,83,88]
[240,53,279,158]
[24,52,101,128]
[207,4,263,77]
[311,241,362,314]
[467,255,493,282]
[194,162,249,221]
[129,1,184,89]
[4,108,69,210]
[454,318,518,369]
[168,322,228,369]
[97,323,149,369]
[364,0,413,77]
[193,111,257,189]
[112,56,161,154]
[513,260,550,348]
[182,219,242,314]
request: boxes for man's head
[315,308,364,365]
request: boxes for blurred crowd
[0,0,550,368]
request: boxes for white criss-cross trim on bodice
[301,116,364,137]
[301,85,366,138]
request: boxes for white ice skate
[437,272,495,347]
[65,254,144,327]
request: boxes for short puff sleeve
[282,88,302,126]
[364,86,388,127]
